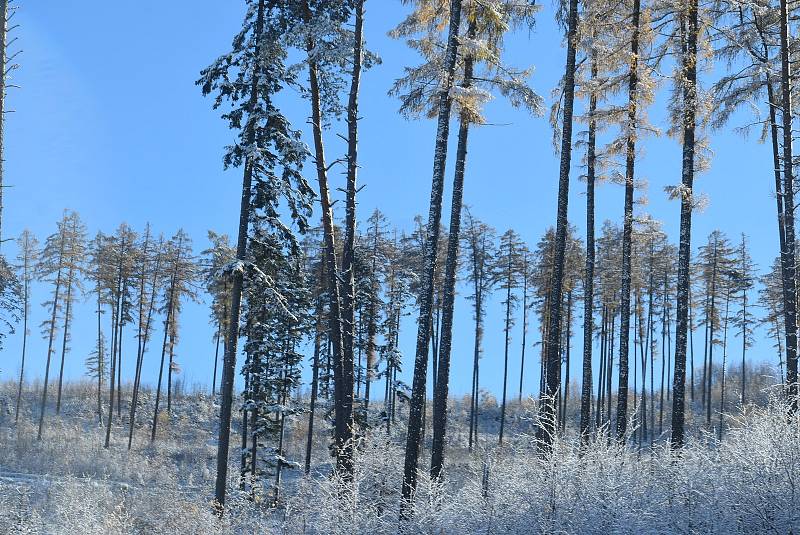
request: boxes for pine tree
[497,230,524,444]
[198,0,313,508]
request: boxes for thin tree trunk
[55,266,75,414]
[580,53,597,440]
[128,241,162,449]
[15,256,29,425]
[37,239,66,441]
[151,262,178,442]
[302,0,351,479]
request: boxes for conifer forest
[4,0,800,533]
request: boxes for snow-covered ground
[1,381,799,533]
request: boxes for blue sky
[1,1,783,401]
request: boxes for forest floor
[1,381,799,534]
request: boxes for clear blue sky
[1,1,782,400]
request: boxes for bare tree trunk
[15,253,29,425]
[302,0,351,479]
[339,0,364,468]
[151,263,178,442]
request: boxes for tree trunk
[214,0,265,510]
[305,259,325,474]
[671,0,699,449]
[537,0,579,451]
[15,256,29,425]
[302,0,351,480]
[499,248,513,445]
[706,240,718,425]
[580,53,598,440]
[339,0,364,456]
[616,0,641,442]
[778,0,798,408]
[55,266,75,414]
[401,0,463,508]
[37,239,66,441]
[152,261,178,442]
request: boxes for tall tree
[670,0,704,449]
[14,229,37,424]
[54,213,87,414]
[198,0,313,508]
[395,0,463,508]
[128,230,165,449]
[537,0,580,451]
[461,210,497,450]
[37,211,73,440]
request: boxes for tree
[669,0,705,449]
[14,229,37,424]
[461,209,497,450]
[54,213,87,414]
[151,230,197,439]
[394,0,463,508]
[497,230,524,444]
[538,0,581,451]
[0,0,20,249]
[103,223,137,448]
[128,229,165,449]
[392,0,544,480]
[202,231,235,397]
[37,210,82,441]
[734,234,756,405]
[198,0,313,508]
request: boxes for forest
[1,0,800,533]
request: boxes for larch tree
[198,0,313,509]
[103,223,138,448]
[392,0,463,507]
[54,213,87,414]
[461,209,497,450]
[37,210,83,441]
[538,0,581,451]
[202,231,235,397]
[390,0,543,480]
[151,229,198,438]
[128,229,165,449]
[14,229,37,424]
[665,0,711,448]
[497,229,524,445]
